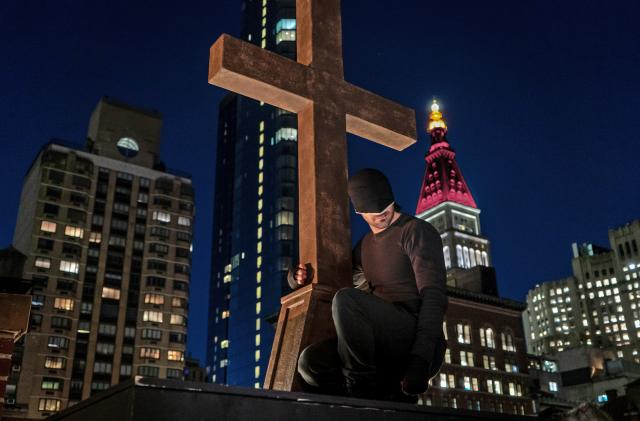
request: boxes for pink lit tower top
[415,100,492,274]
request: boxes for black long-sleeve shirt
[355,213,447,360]
[289,213,448,362]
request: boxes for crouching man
[289,168,448,402]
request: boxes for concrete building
[207,0,298,387]
[415,102,534,415]
[524,220,640,359]
[3,97,194,419]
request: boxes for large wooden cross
[208,0,416,391]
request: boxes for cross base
[264,283,337,391]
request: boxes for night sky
[2,1,639,364]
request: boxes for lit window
[172,297,186,308]
[144,294,165,305]
[152,211,171,223]
[53,297,74,311]
[38,398,61,412]
[275,210,294,227]
[89,232,102,243]
[480,327,496,348]
[64,225,84,238]
[140,347,161,359]
[549,381,558,392]
[221,339,229,349]
[256,318,261,330]
[456,323,471,344]
[143,311,163,323]
[221,310,230,319]
[35,257,51,269]
[256,302,261,314]
[59,260,79,274]
[256,271,262,283]
[102,287,121,300]
[274,127,297,143]
[255,334,261,346]
[168,350,184,361]
[170,314,186,325]
[44,357,66,369]
[255,365,261,378]
[255,350,260,361]
[256,286,262,299]
[178,216,191,227]
[40,220,57,233]
[440,373,448,388]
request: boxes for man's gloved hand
[401,355,430,395]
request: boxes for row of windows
[142,311,187,326]
[443,245,489,270]
[454,324,516,352]
[34,256,80,273]
[139,347,184,361]
[437,373,523,396]
[152,211,192,227]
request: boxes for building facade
[207,0,298,387]
[4,97,194,419]
[524,220,640,359]
[415,102,534,415]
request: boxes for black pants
[298,288,445,397]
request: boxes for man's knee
[332,288,361,318]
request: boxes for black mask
[348,168,395,213]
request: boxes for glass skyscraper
[207,0,298,387]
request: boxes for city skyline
[2,0,639,364]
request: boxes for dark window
[174,264,190,274]
[62,242,81,256]
[175,248,190,259]
[147,260,167,272]
[626,242,632,256]
[142,328,162,340]
[48,169,65,184]
[146,277,166,287]
[56,279,76,292]
[176,231,191,242]
[37,238,54,251]
[46,187,62,199]
[166,368,182,379]
[173,280,188,292]
[153,197,172,207]
[100,302,119,319]
[150,243,169,254]
[138,366,159,377]
[70,192,87,205]
[32,275,48,289]
[30,313,43,327]
[169,332,186,343]
[151,227,170,239]
[179,202,193,211]
[72,175,92,189]
[619,244,625,258]
[67,208,86,223]
[633,240,638,254]
[51,316,72,330]
[43,203,59,215]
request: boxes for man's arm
[402,220,447,394]
[352,239,370,291]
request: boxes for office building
[524,220,640,359]
[4,97,194,418]
[207,0,297,387]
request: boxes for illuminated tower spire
[416,99,477,214]
[415,99,491,274]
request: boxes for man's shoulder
[400,214,440,236]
